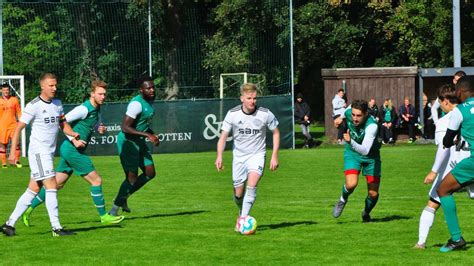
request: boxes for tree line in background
[2,0,474,119]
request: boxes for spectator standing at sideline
[294,93,313,148]
[368,98,379,122]
[332,88,346,144]
[378,98,396,144]
[398,97,417,143]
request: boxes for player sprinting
[21,80,124,226]
[215,83,280,231]
[414,84,471,249]
[109,75,159,216]
[437,76,474,252]
[0,83,22,168]
[1,73,77,237]
[332,100,381,222]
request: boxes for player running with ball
[215,83,280,232]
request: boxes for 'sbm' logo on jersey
[44,116,60,124]
[238,128,261,135]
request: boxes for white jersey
[20,96,64,154]
[221,105,279,158]
[434,111,451,145]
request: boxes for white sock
[45,189,62,230]
[109,204,120,216]
[241,187,257,217]
[467,184,474,199]
[6,189,37,227]
[418,206,436,245]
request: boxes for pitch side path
[1,145,473,264]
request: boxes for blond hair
[240,83,257,95]
[39,73,57,82]
[91,80,108,92]
[384,98,392,110]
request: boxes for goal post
[219,72,266,99]
[0,75,26,157]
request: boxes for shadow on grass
[69,210,208,225]
[37,224,123,235]
[126,210,208,221]
[369,215,411,223]
[258,220,317,231]
[336,215,411,224]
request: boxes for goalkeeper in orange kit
[0,83,22,168]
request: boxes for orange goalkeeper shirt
[0,96,21,130]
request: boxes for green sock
[364,195,379,214]
[114,179,133,206]
[129,174,154,195]
[90,185,106,216]
[30,187,46,209]
[440,195,462,241]
[341,185,353,202]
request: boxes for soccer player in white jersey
[215,83,280,231]
[414,84,471,249]
[1,73,78,237]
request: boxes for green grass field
[1,144,474,264]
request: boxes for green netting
[1,0,291,104]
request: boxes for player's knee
[368,190,378,199]
[145,169,156,179]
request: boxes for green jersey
[66,99,100,149]
[123,94,155,139]
[450,97,474,153]
[344,107,380,157]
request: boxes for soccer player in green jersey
[332,100,381,222]
[109,75,159,216]
[21,80,124,226]
[437,76,474,252]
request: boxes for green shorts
[117,132,154,173]
[56,140,95,176]
[452,156,474,185]
[343,151,381,181]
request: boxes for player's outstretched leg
[3,188,37,236]
[241,186,257,217]
[362,194,378,223]
[109,178,133,216]
[89,184,124,224]
[414,206,436,249]
[333,184,353,218]
[22,187,46,227]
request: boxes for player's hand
[148,134,160,146]
[97,123,106,134]
[269,157,279,171]
[343,129,351,142]
[71,132,80,140]
[8,152,16,165]
[424,171,437,184]
[215,157,223,171]
[334,117,343,128]
[72,139,87,149]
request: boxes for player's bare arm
[270,127,280,171]
[121,115,159,146]
[215,130,229,171]
[60,120,79,140]
[7,122,26,165]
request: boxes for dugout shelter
[322,66,474,141]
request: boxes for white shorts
[429,148,471,202]
[28,153,56,181]
[232,152,265,187]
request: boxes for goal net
[0,76,26,157]
[219,72,266,98]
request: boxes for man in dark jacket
[398,97,417,143]
[295,93,313,148]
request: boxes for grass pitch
[1,144,474,264]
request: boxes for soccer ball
[237,216,257,235]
